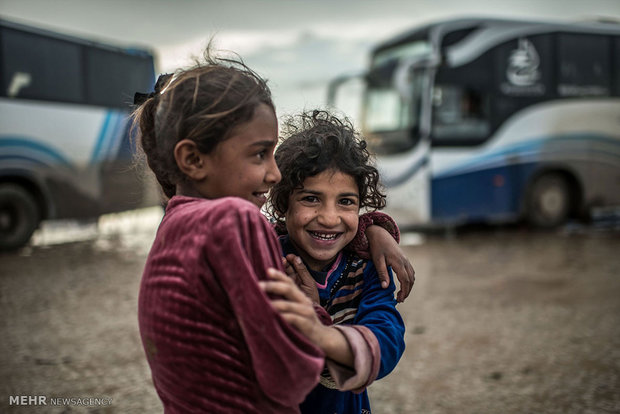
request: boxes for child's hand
[366,225,415,302]
[260,268,325,345]
[283,254,320,304]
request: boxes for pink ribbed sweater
[138,196,324,413]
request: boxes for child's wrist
[315,325,340,355]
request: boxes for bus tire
[525,173,571,228]
[0,184,41,250]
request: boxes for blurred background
[1,0,620,413]
[3,0,620,116]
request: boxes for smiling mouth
[308,231,341,241]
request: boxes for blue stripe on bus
[114,122,134,160]
[97,111,132,162]
[383,156,430,187]
[435,133,620,179]
[0,154,51,167]
[109,112,129,159]
[91,111,113,162]
[0,137,73,168]
[105,113,122,158]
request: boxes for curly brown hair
[132,48,273,199]
[267,110,386,229]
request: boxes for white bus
[0,19,157,249]
[328,17,620,228]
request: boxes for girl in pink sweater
[132,51,413,413]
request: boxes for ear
[174,139,208,181]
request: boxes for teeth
[310,232,338,240]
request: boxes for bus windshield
[363,41,432,153]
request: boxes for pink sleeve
[206,201,324,406]
[324,325,381,392]
[347,211,400,259]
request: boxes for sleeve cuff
[324,325,381,392]
[314,303,333,326]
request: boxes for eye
[301,195,319,203]
[339,197,358,206]
[255,149,267,159]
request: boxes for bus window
[431,42,493,146]
[86,48,154,108]
[365,88,412,132]
[363,63,425,153]
[432,85,490,143]
[557,34,611,97]
[1,27,83,103]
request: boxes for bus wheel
[0,184,41,250]
[526,173,571,228]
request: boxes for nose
[265,157,281,185]
[317,204,341,228]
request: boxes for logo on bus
[501,38,545,96]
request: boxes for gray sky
[3,0,620,115]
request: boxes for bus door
[429,36,514,224]
[362,56,435,227]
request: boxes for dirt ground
[0,208,619,413]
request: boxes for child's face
[285,169,360,271]
[198,103,281,208]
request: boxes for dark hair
[268,110,386,227]
[132,49,274,198]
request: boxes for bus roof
[0,17,154,58]
[372,16,620,57]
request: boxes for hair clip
[133,91,154,106]
[133,73,174,106]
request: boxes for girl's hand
[366,225,415,302]
[261,268,354,367]
[283,254,320,304]
[260,268,325,344]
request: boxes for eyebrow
[249,140,277,148]
[298,189,359,199]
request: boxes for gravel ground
[0,209,619,413]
